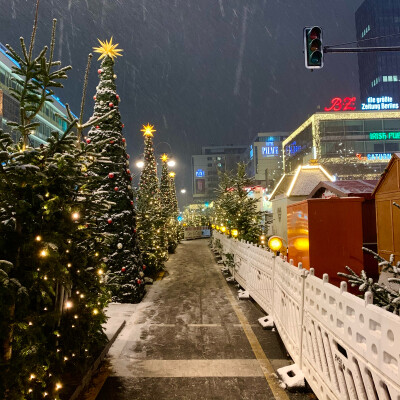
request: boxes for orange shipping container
[287,197,364,289]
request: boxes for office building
[192,145,247,202]
[283,109,400,180]
[0,43,70,146]
[356,0,400,103]
[243,132,287,190]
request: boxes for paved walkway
[93,240,313,400]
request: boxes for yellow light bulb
[72,212,80,220]
[39,249,48,257]
[35,235,42,242]
[268,236,283,252]
[93,308,99,315]
[55,383,62,391]
[65,301,73,309]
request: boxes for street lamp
[136,160,144,169]
[167,159,176,167]
[180,189,186,194]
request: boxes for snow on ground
[258,315,274,329]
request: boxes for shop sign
[369,132,400,140]
[361,96,399,111]
[324,97,356,112]
[366,153,392,161]
[261,143,279,156]
[195,169,205,178]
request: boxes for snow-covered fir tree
[87,38,145,303]
[136,125,167,274]
[160,155,178,253]
[0,11,112,397]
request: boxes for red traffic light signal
[304,26,324,69]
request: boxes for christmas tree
[169,171,181,243]
[212,162,261,242]
[136,125,167,275]
[160,156,178,253]
[86,38,145,303]
[0,7,112,397]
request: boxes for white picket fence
[212,231,400,400]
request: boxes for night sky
[0,0,363,195]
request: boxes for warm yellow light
[55,382,63,391]
[95,252,99,257]
[220,226,226,233]
[136,160,144,168]
[72,212,80,220]
[231,229,239,237]
[35,235,42,242]
[97,269,104,275]
[212,224,215,229]
[268,236,283,252]
[141,123,156,137]
[293,237,309,251]
[169,172,176,178]
[161,154,168,162]
[260,235,266,241]
[216,225,220,230]
[29,374,36,380]
[39,249,48,257]
[93,37,123,60]
[93,308,99,315]
[65,301,73,309]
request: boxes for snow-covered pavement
[91,240,313,400]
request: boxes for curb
[68,319,126,400]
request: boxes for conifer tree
[86,39,145,303]
[0,7,113,396]
[160,156,178,253]
[136,125,167,274]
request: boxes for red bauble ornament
[110,140,114,144]
[107,218,112,224]
[129,176,132,181]
[143,265,146,270]
[98,69,102,74]
[109,102,114,108]
[130,201,134,206]
[122,138,126,143]
[127,154,130,159]
[93,95,96,100]
[126,169,131,174]
[137,279,142,285]
[108,173,114,179]
[133,228,136,233]
[116,94,120,99]
[122,124,125,128]
[114,187,119,191]
[96,125,100,129]
[86,138,91,144]
[121,267,126,272]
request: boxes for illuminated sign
[261,143,279,157]
[285,141,303,156]
[249,145,253,160]
[367,153,392,161]
[195,169,205,178]
[324,97,356,112]
[361,96,399,111]
[369,132,400,140]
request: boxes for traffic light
[304,26,324,69]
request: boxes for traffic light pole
[324,45,400,54]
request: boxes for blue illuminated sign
[286,141,303,156]
[196,169,205,177]
[362,96,399,111]
[249,145,253,160]
[367,153,392,161]
[261,143,279,157]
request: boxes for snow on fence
[212,231,400,400]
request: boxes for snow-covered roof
[372,153,400,196]
[310,180,378,199]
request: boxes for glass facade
[0,43,68,146]
[284,112,400,180]
[356,0,400,103]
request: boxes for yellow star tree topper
[161,154,169,162]
[169,172,176,178]
[93,37,123,60]
[141,124,156,137]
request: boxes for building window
[361,25,370,38]
[207,157,212,160]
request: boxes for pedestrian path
[93,240,313,400]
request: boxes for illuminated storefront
[283,107,400,180]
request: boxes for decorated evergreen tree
[212,162,261,242]
[0,8,112,396]
[86,38,145,303]
[160,156,178,253]
[169,171,181,243]
[136,125,167,274]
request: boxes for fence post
[271,253,275,318]
[298,262,306,370]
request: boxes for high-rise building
[242,132,287,190]
[356,0,400,103]
[191,145,247,202]
[0,43,71,146]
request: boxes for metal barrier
[212,231,400,400]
